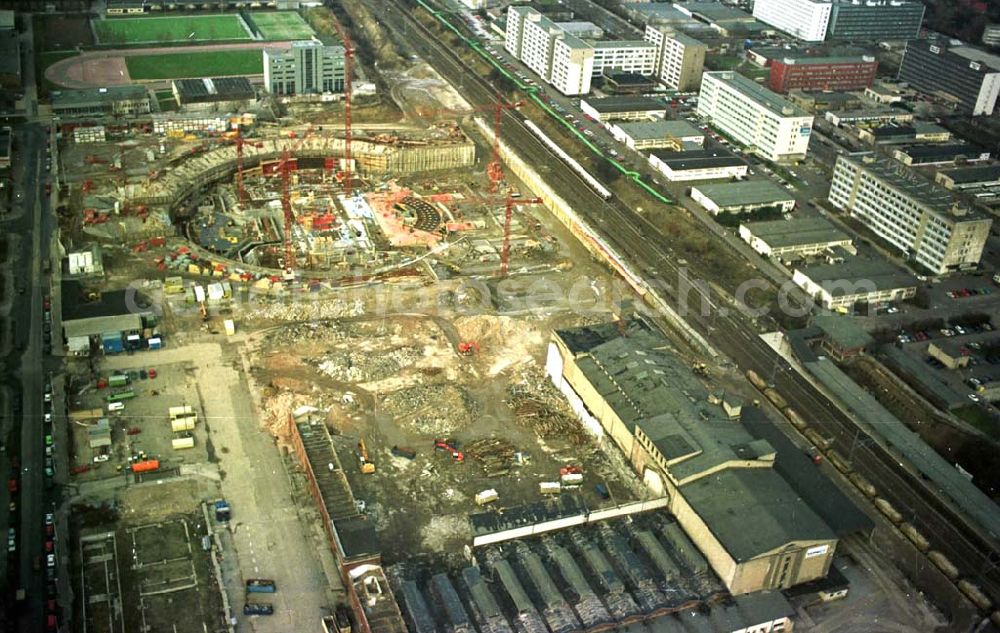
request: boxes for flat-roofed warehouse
[580,95,667,122]
[739,216,854,259]
[936,165,1000,190]
[792,258,917,310]
[60,280,154,355]
[609,119,705,150]
[171,77,256,112]
[547,318,850,595]
[648,148,748,182]
[690,179,795,214]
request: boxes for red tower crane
[273,127,314,277]
[328,16,355,197]
[234,128,263,207]
[499,190,542,277]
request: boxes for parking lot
[65,360,208,482]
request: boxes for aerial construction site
[4,2,969,633]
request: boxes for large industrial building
[897,40,1000,116]
[644,25,707,91]
[829,155,993,274]
[547,319,841,595]
[648,148,748,181]
[691,180,796,214]
[609,119,705,150]
[580,95,668,122]
[263,40,346,96]
[171,77,256,112]
[505,6,595,95]
[792,259,917,309]
[50,86,152,118]
[696,71,814,162]
[740,216,854,260]
[768,52,878,93]
[753,0,923,41]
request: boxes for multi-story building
[828,155,993,274]
[591,40,657,77]
[644,25,706,91]
[898,40,1000,116]
[792,259,917,309]
[753,0,922,41]
[263,40,345,95]
[826,0,924,40]
[752,0,831,42]
[696,71,814,162]
[505,6,595,95]
[768,52,878,93]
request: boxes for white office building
[696,71,814,162]
[591,40,657,77]
[505,6,595,95]
[644,25,706,91]
[752,0,831,42]
[829,156,993,275]
[263,40,345,95]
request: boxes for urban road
[368,0,1000,607]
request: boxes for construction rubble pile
[506,368,590,444]
[382,384,472,435]
[316,346,423,383]
[464,437,521,478]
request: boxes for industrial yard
[6,0,1000,631]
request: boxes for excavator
[457,341,479,355]
[358,440,375,474]
[433,439,464,462]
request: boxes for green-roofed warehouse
[691,180,795,215]
[549,318,843,595]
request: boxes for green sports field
[125,50,263,80]
[249,12,315,40]
[94,15,251,45]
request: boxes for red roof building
[769,53,878,93]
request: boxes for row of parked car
[947,287,993,299]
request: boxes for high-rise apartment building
[263,40,345,95]
[591,40,657,77]
[898,40,1000,116]
[644,26,706,91]
[753,0,923,42]
[696,71,814,162]
[505,6,595,95]
[829,156,992,274]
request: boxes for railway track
[359,0,1000,607]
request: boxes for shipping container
[246,579,277,594]
[171,417,196,432]
[172,436,195,450]
[131,459,160,473]
[103,336,124,354]
[539,481,561,495]
[391,446,416,460]
[108,374,130,388]
[475,489,499,505]
[107,390,135,403]
[169,405,194,420]
[224,319,236,336]
[148,337,162,350]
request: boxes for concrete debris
[382,384,471,435]
[316,346,422,383]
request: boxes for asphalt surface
[375,0,1000,614]
[6,122,55,633]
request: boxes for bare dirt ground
[246,309,647,566]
